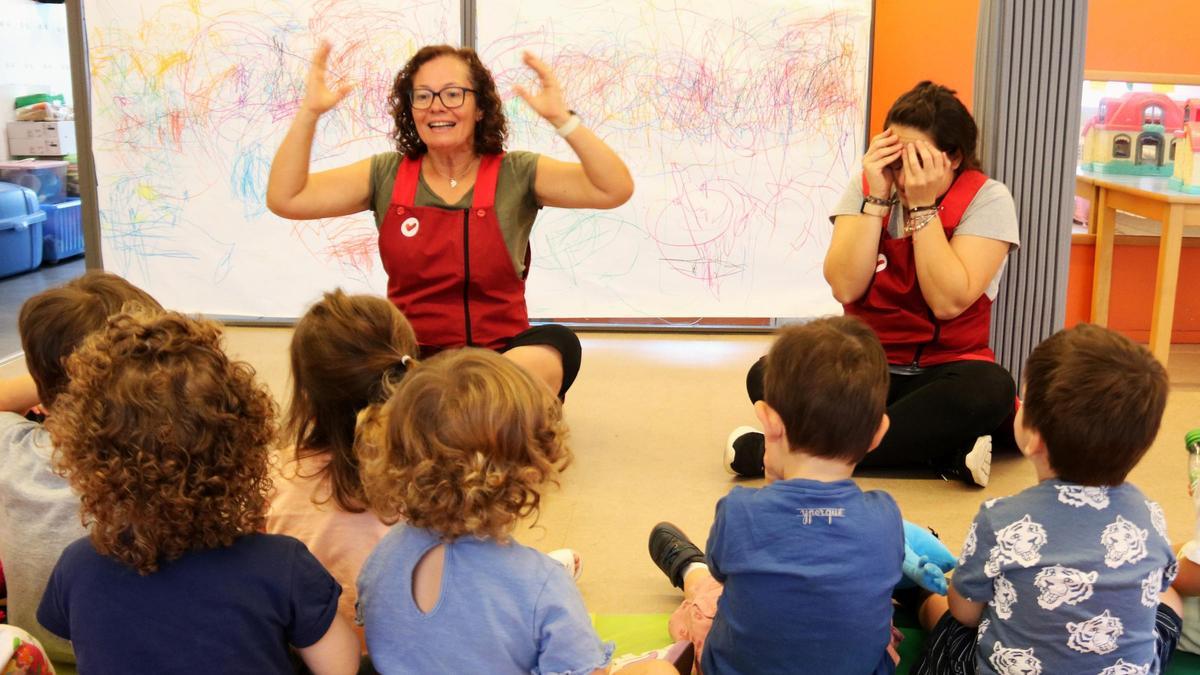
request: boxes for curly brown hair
[46,310,277,575]
[286,289,418,513]
[388,45,508,159]
[358,348,569,542]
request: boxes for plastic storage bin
[0,181,46,278]
[39,198,83,263]
[0,160,67,203]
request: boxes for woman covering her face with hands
[728,81,1019,487]
[267,44,634,399]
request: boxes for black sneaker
[648,522,706,589]
[935,435,992,487]
[725,426,766,477]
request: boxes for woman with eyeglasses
[267,44,633,398]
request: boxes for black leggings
[746,356,1016,468]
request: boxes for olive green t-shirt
[369,151,541,276]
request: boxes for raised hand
[863,129,903,200]
[301,42,354,116]
[513,51,571,127]
[902,140,954,207]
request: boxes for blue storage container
[39,198,83,263]
[0,181,46,278]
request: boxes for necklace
[432,158,478,189]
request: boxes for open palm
[302,42,353,115]
[513,51,570,125]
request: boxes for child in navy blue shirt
[36,310,360,675]
[650,316,905,674]
[912,324,1182,675]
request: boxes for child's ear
[949,150,963,172]
[1021,426,1049,461]
[866,414,890,454]
[753,400,786,444]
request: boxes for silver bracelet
[904,210,939,236]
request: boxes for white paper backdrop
[85,0,869,319]
[480,0,871,317]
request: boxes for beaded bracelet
[903,209,939,236]
[864,194,897,207]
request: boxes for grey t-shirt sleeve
[831,176,866,221]
[957,179,1020,301]
[955,179,1020,248]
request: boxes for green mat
[592,613,1200,673]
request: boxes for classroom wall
[1068,0,1200,341]
[872,0,1200,343]
[869,0,980,135]
[0,1,72,159]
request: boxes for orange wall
[1085,1,1200,74]
[869,1,980,134]
[1070,0,1200,341]
[873,0,1200,342]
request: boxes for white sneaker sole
[725,426,760,475]
[964,435,993,488]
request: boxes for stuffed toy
[898,520,957,595]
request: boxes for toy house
[1080,92,1184,176]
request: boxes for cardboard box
[6,121,76,156]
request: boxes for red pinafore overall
[843,170,995,368]
[378,153,531,352]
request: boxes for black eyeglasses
[409,86,476,110]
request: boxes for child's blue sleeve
[950,507,998,604]
[35,552,70,640]
[533,566,614,675]
[705,494,731,583]
[286,540,342,648]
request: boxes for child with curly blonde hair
[37,310,359,675]
[268,289,417,648]
[356,349,675,675]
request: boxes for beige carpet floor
[4,330,1198,615]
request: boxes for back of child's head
[19,271,162,407]
[763,316,889,462]
[1022,323,1167,486]
[358,348,569,542]
[46,310,277,574]
[286,289,418,512]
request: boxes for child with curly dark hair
[355,348,674,675]
[37,310,359,675]
[268,289,418,649]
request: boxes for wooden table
[1076,169,1200,365]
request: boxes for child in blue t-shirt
[355,348,676,675]
[912,324,1182,675]
[649,316,906,674]
[36,310,360,675]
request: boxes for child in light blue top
[355,349,672,675]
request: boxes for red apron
[843,170,995,367]
[378,153,530,352]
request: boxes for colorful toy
[1080,92,1185,177]
[1171,99,1200,194]
[0,626,54,675]
[898,520,957,595]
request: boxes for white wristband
[555,113,582,138]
